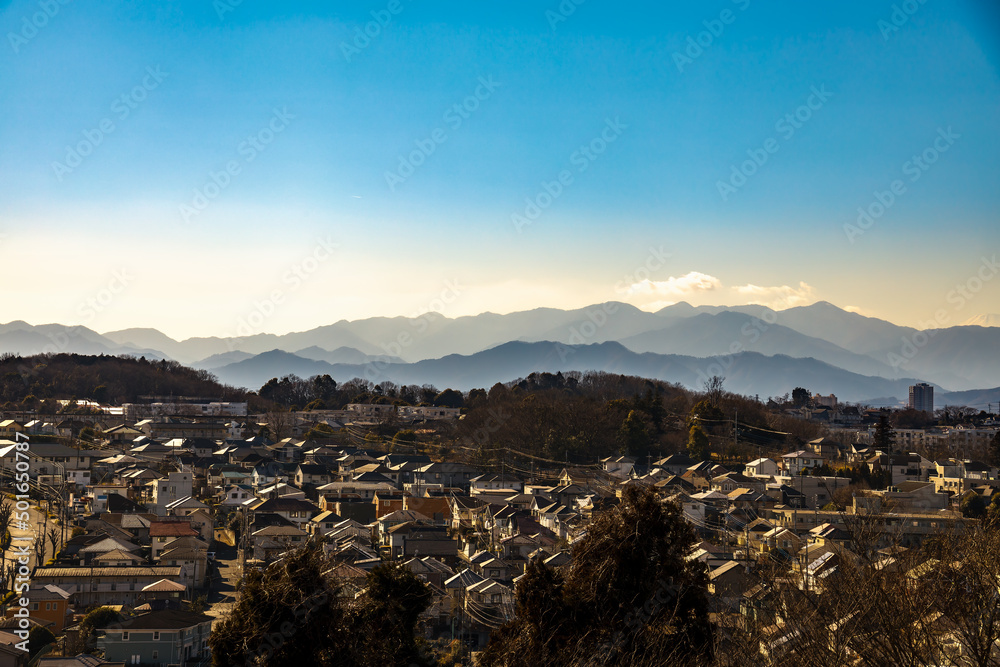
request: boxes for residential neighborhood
[0,388,998,665]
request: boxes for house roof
[149,522,198,538]
[94,549,145,563]
[379,510,429,524]
[252,525,306,537]
[710,560,744,580]
[310,510,342,524]
[444,569,484,588]
[252,497,320,513]
[159,546,207,561]
[79,537,139,554]
[114,609,212,630]
[141,578,187,592]
[297,464,330,475]
[34,566,182,578]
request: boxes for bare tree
[48,527,60,558]
[0,501,12,552]
[33,533,47,571]
[704,375,726,408]
[264,408,291,441]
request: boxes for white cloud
[626,271,722,296]
[844,305,864,315]
[733,281,816,309]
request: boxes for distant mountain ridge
[201,340,999,408]
[1,301,998,396]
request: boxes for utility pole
[734,409,739,455]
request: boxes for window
[153,631,160,640]
[30,603,38,611]
[152,651,159,660]
[123,632,129,640]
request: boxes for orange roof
[149,522,197,537]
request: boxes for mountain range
[2,302,998,407]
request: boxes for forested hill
[0,353,249,408]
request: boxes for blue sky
[1,0,998,339]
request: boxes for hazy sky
[1,1,998,340]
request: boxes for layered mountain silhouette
[2,301,998,405]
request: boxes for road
[1,500,61,573]
[204,539,241,623]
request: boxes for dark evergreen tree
[480,487,713,667]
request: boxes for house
[151,472,193,516]
[933,459,996,495]
[866,453,933,483]
[163,496,209,518]
[0,630,26,667]
[708,561,751,601]
[745,458,779,479]
[33,566,184,607]
[403,556,455,589]
[402,495,451,525]
[295,464,333,487]
[781,451,825,475]
[397,405,462,421]
[383,521,456,559]
[711,472,765,494]
[220,484,255,508]
[377,510,430,544]
[0,420,24,439]
[372,490,405,519]
[251,525,308,561]
[78,537,142,565]
[413,462,480,491]
[104,423,145,445]
[762,527,803,555]
[158,538,210,589]
[3,585,71,633]
[806,437,842,459]
[769,475,850,509]
[149,521,199,560]
[97,609,213,666]
[470,474,524,496]
[306,510,342,537]
[248,497,319,528]
[600,456,635,479]
[653,453,696,476]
